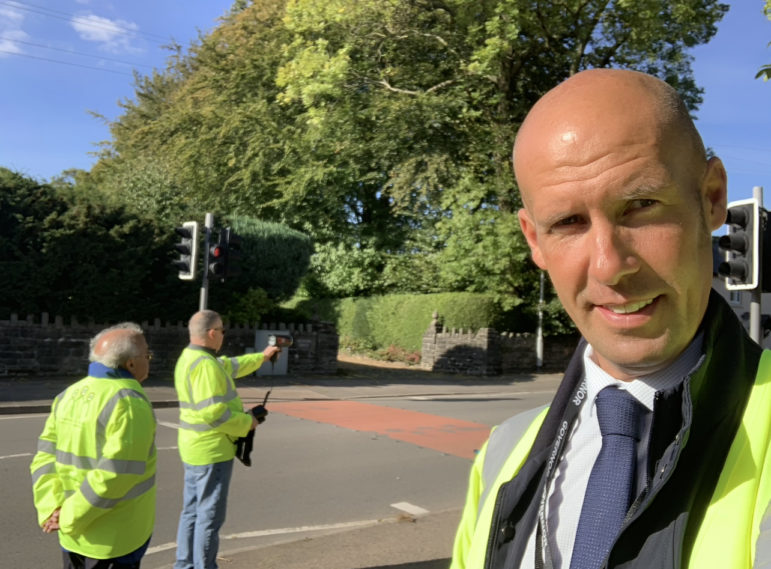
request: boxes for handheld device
[267,334,293,363]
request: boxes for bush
[0,168,197,321]
[208,216,313,323]
[285,291,539,359]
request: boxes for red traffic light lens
[211,245,223,258]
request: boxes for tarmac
[3,358,563,569]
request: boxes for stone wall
[421,312,578,375]
[499,332,579,373]
[0,313,338,378]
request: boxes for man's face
[209,320,225,352]
[126,335,151,382]
[517,119,725,379]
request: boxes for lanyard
[535,379,590,569]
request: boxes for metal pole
[199,212,214,311]
[536,270,544,369]
[750,187,764,343]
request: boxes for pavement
[4,358,563,569]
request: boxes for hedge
[286,292,534,355]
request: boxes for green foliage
[93,1,297,222]
[0,168,197,321]
[0,169,312,325]
[288,291,552,355]
[367,294,491,353]
[209,215,313,323]
[758,1,771,81]
[67,0,728,315]
[222,287,273,324]
[93,156,201,223]
[337,297,378,351]
[301,242,385,298]
[227,215,312,300]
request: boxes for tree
[93,0,297,220]
[758,1,771,81]
[208,216,313,323]
[276,0,727,305]
[0,168,197,321]
[88,0,728,311]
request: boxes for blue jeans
[174,460,234,569]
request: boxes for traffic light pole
[536,270,544,369]
[750,186,763,343]
[199,212,214,311]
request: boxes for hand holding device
[267,334,293,363]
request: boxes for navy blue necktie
[569,387,646,569]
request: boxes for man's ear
[702,156,728,232]
[518,208,546,269]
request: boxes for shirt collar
[87,362,134,379]
[582,333,704,412]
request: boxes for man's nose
[589,223,640,285]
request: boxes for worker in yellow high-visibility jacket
[31,322,157,569]
[450,68,771,569]
[173,309,279,569]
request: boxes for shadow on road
[363,559,450,569]
[0,355,562,405]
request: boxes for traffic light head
[172,221,199,281]
[207,226,243,281]
[224,227,242,278]
[208,232,227,279]
[718,198,760,290]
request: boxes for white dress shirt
[519,338,703,569]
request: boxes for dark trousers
[62,548,144,569]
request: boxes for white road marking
[409,390,555,400]
[2,448,177,461]
[0,452,32,459]
[0,413,46,420]
[157,421,180,430]
[146,519,383,555]
[390,501,429,517]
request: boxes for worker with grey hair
[31,322,157,569]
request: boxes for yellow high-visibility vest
[30,366,156,559]
[451,350,771,569]
[175,346,266,465]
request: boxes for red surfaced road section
[270,401,490,459]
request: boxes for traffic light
[223,227,242,278]
[172,221,198,281]
[208,231,227,279]
[718,198,760,290]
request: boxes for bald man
[31,323,157,569]
[451,69,771,569]
[172,310,279,569]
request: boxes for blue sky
[1,1,769,206]
[0,0,233,180]
[691,2,771,205]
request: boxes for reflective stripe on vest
[78,474,156,509]
[177,355,238,432]
[179,407,233,431]
[30,386,155,505]
[473,352,771,568]
[479,405,548,519]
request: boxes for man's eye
[554,215,580,227]
[629,198,657,210]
